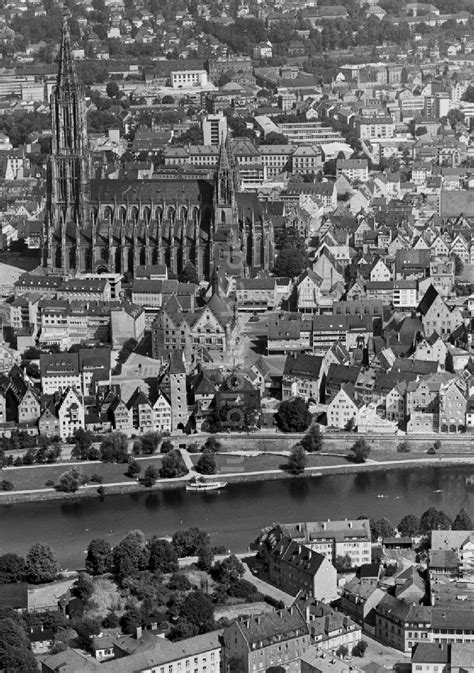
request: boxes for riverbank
[1,452,474,505]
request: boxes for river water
[1,466,473,568]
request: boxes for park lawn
[1,456,164,492]
[213,454,287,473]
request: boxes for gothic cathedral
[43,14,274,279]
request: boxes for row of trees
[0,543,59,585]
[85,527,216,580]
[364,507,473,542]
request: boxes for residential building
[222,608,310,673]
[259,520,371,569]
[57,388,85,440]
[282,353,323,402]
[327,385,359,429]
[336,159,369,182]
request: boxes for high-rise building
[202,112,227,146]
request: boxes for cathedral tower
[44,10,90,272]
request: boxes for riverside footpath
[0,442,473,504]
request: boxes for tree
[113,530,149,578]
[335,554,352,572]
[120,606,142,634]
[25,543,59,584]
[172,528,210,557]
[352,640,368,657]
[85,539,113,575]
[300,424,323,453]
[160,450,189,478]
[74,617,101,652]
[0,618,37,672]
[203,437,221,452]
[273,247,307,277]
[288,444,307,475]
[336,645,348,658]
[180,590,214,632]
[261,131,288,144]
[179,261,199,284]
[73,428,94,456]
[350,439,370,463]
[102,612,120,628]
[0,480,14,491]
[106,80,120,98]
[415,126,427,136]
[452,508,473,531]
[0,554,26,584]
[212,555,245,585]
[100,432,128,462]
[447,107,465,127]
[162,95,175,104]
[275,397,312,432]
[196,451,216,475]
[398,514,420,537]
[161,439,174,454]
[197,545,214,572]
[56,467,85,493]
[143,464,160,487]
[73,573,94,602]
[372,518,395,540]
[126,458,141,479]
[140,432,161,455]
[420,507,452,534]
[148,538,179,574]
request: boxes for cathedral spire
[216,134,235,207]
[57,6,77,94]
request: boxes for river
[1,465,473,568]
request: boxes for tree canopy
[272,247,307,278]
[288,444,307,475]
[85,539,113,575]
[452,508,473,531]
[25,543,59,584]
[398,514,420,537]
[420,507,452,534]
[350,439,370,463]
[275,397,312,432]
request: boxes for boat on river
[186,477,227,492]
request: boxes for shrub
[89,474,103,484]
[187,442,201,453]
[397,441,410,453]
[0,480,14,491]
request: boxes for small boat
[377,494,387,498]
[186,477,227,492]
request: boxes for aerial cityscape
[0,0,473,670]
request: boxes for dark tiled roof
[283,354,323,379]
[236,606,308,645]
